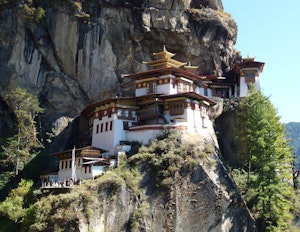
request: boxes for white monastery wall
[157,83,174,95]
[186,107,195,131]
[255,76,261,90]
[196,87,204,95]
[91,115,115,153]
[240,75,261,97]
[57,160,91,182]
[239,77,248,97]
[126,127,162,145]
[113,119,127,151]
[135,88,147,97]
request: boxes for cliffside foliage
[1,88,44,176]
[0,179,33,232]
[285,122,300,168]
[0,179,33,222]
[234,86,294,231]
[129,129,214,189]
[23,0,45,23]
[0,158,146,231]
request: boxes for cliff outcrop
[0,0,237,137]
[0,1,254,231]
[26,131,255,232]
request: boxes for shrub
[129,130,206,188]
[130,201,149,232]
[0,179,33,222]
[22,1,45,23]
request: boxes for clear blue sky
[222,0,300,123]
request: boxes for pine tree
[235,85,294,231]
[1,88,44,175]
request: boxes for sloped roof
[159,92,216,105]
[81,96,135,116]
[123,67,205,82]
[51,146,107,159]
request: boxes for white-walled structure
[50,147,110,182]
[236,59,264,97]
[45,47,265,184]
[80,48,218,155]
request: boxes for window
[169,101,184,115]
[245,72,255,83]
[84,166,87,173]
[100,123,103,132]
[123,121,129,130]
[204,88,208,96]
[178,82,190,93]
[77,158,80,166]
[147,82,157,94]
[200,105,207,118]
[105,122,108,131]
[96,124,99,133]
[110,121,113,130]
[245,72,255,78]
[61,161,64,170]
[137,104,158,121]
[89,166,91,173]
[69,160,72,169]
[65,161,68,169]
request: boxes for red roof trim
[81,97,135,116]
[50,146,107,156]
[159,92,216,105]
[128,125,187,131]
[123,67,205,82]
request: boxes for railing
[40,179,80,189]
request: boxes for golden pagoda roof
[143,46,187,69]
[153,45,175,59]
[183,62,199,73]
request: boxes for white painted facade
[135,76,178,97]
[195,86,213,97]
[92,115,115,153]
[46,49,265,184]
[239,76,261,97]
[57,158,108,182]
[92,110,138,154]
[124,100,212,146]
[126,126,163,144]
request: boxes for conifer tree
[235,85,294,231]
[1,88,44,175]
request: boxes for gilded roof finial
[143,46,186,69]
[184,61,198,73]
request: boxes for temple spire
[143,46,186,69]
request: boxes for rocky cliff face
[0,0,237,136]
[0,1,252,231]
[27,132,255,232]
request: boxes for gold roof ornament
[243,54,255,62]
[143,45,187,69]
[183,62,199,73]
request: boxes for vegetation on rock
[0,157,146,231]
[129,129,214,189]
[23,0,45,23]
[1,88,44,176]
[233,86,294,231]
[285,122,300,168]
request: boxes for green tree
[0,179,33,223]
[235,86,294,231]
[1,88,44,175]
